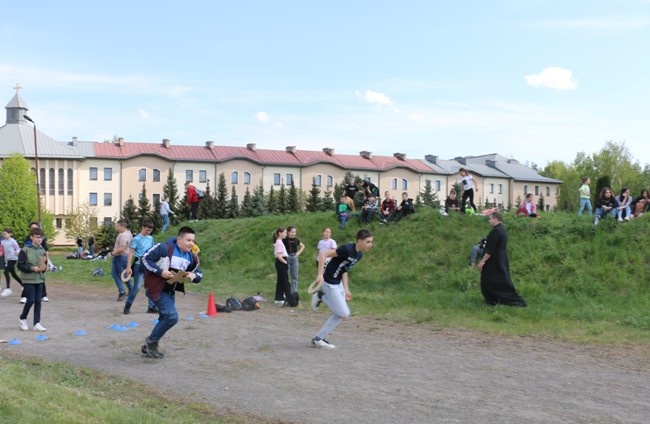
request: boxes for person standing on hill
[185,181,200,221]
[459,168,478,214]
[476,212,526,307]
[577,177,592,216]
[310,229,373,349]
[160,197,175,232]
[273,228,291,305]
[283,226,305,295]
[343,177,358,212]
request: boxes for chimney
[425,154,438,164]
[71,136,78,146]
[393,152,406,161]
[286,146,296,154]
[323,147,335,156]
[162,138,171,148]
[117,137,125,146]
[360,150,372,159]
[507,159,519,164]
[205,140,214,149]
[247,143,256,151]
[486,159,496,168]
[454,156,466,165]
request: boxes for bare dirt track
[1,282,649,424]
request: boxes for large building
[0,89,562,245]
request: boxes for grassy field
[4,208,647,423]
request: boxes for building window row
[38,168,74,195]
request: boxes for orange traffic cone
[206,292,218,317]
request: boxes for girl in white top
[273,228,290,304]
[1,228,23,297]
[316,228,337,267]
[459,168,478,213]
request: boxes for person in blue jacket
[141,226,202,358]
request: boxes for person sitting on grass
[359,195,378,224]
[380,191,395,221]
[631,189,650,218]
[336,195,352,230]
[444,190,461,215]
[594,187,618,225]
[615,187,633,222]
[382,192,415,224]
[516,193,538,217]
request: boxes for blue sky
[1,0,649,166]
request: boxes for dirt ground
[1,282,648,424]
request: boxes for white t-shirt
[316,238,337,265]
[274,238,288,258]
[461,174,474,191]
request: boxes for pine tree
[215,172,229,218]
[95,221,118,251]
[321,189,335,212]
[266,186,278,214]
[228,186,240,218]
[240,186,254,217]
[287,182,301,213]
[252,183,267,216]
[163,167,181,225]
[306,178,321,212]
[419,180,439,208]
[151,196,163,234]
[137,183,152,228]
[278,183,288,214]
[537,193,545,211]
[121,196,138,229]
[199,179,218,219]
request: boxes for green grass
[53,208,650,345]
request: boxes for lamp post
[23,114,42,228]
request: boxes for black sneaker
[141,338,165,359]
[123,303,131,315]
[146,307,158,314]
[117,292,126,302]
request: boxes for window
[286,174,293,186]
[314,175,322,186]
[138,168,146,182]
[535,185,540,195]
[153,169,161,182]
[391,178,397,190]
[435,180,441,192]
[274,173,281,185]
[546,186,550,196]
[231,171,239,184]
[104,193,112,206]
[67,169,73,195]
[89,193,98,206]
[244,172,251,185]
[49,168,55,195]
[523,185,528,194]
[103,217,112,227]
[489,183,494,194]
[186,170,193,182]
[89,167,98,181]
[401,179,408,190]
[104,168,112,181]
[327,175,333,187]
[58,169,64,195]
[499,184,503,194]
[199,170,207,183]
[39,168,45,194]
[56,218,62,229]
[153,194,161,205]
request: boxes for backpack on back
[195,188,205,199]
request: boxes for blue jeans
[316,282,350,340]
[20,283,44,325]
[287,254,299,293]
[617,205,631,220]
[161,214,170,232]
[594,207,616,219]
[111,255,132,294]
[578,198,592,216]
[339,214,349,230]
[125,262,144,306]
[147,291,178,343]
[470,245,485,265]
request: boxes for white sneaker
[33,323,47,332]
[274,300,285,304]
[20,297,27,304]
[311,338,335,349]
[1,288,12,297]
[19,319,29,331]
[41,296,50,302]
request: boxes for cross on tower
[13,83,22,93]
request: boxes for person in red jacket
[184,181,200,221]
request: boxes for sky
[1,0,649,167]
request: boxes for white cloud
[410,112,423,122]
[358,89,398,113]
[539,17,650,30]
[524,67,577,90]
[255,111,270,123]
[137,109,150,119]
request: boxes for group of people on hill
[336,177,415,230]
[577,177,650,224]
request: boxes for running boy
[310,229,373,349]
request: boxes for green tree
[215,173,229,219]
[306,178,322,212]
[64,202,99,241]
[266,186,278,214]
[164,168,183,224]
[252,183,267,216]
[151,196,163,234]
[287,183,301,213]
[419,180,439,208]
[95,221,117,250]
[321,189,335,212]
[0,153,40,242]
[199,179,218,219]
[121,196,138,229]
[137,183,152,228]
[595,176,611,200]
[240,186,254,217]
[537,193,545,211]
[278,183,288,214]
[228,186,240,218]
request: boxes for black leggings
[274,258,291,302]
[5,260,23,289]
[461,189,477,213]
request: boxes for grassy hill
[60,208,650,344]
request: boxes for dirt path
[1,283,648,424]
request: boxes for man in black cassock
[476,212,526,307]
